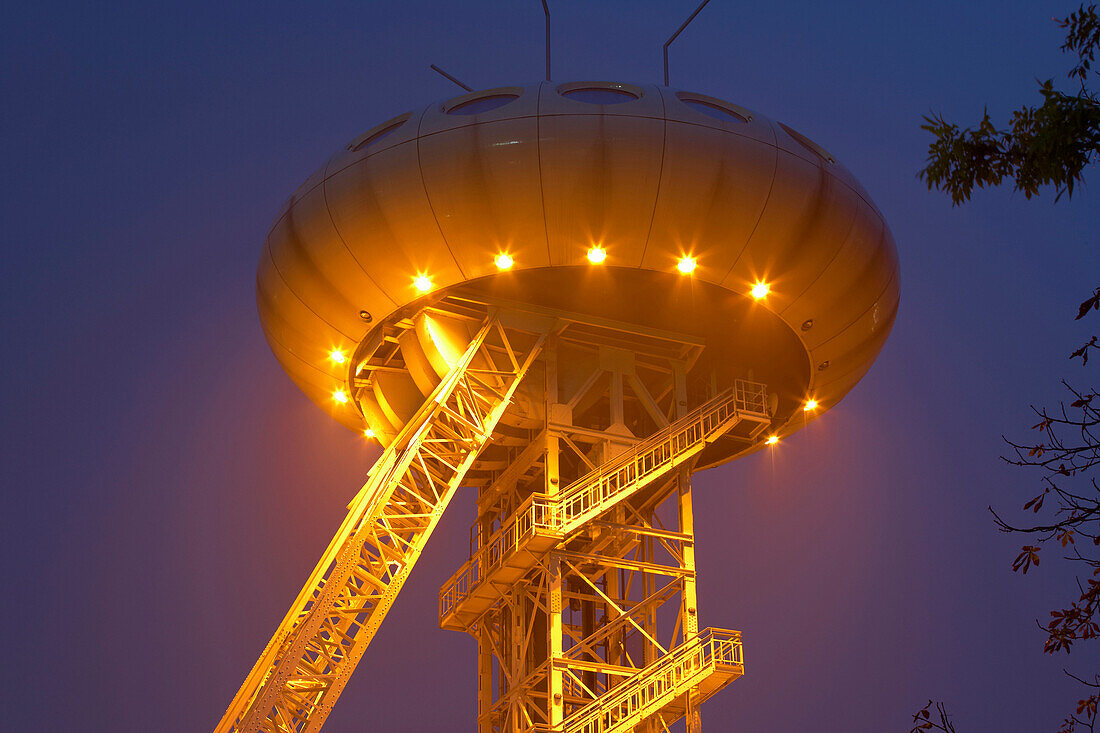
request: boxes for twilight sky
[2,1,1098,731]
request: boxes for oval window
[447,94,519,116]
[680,98,748,124]
[778,122,835,164]
[561,87,638,105]
[347,116,409,152]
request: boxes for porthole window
[347,114,410,152]
[562,87,637,105]
[677,95,749,124]
[557,82,643,105]
[778,122,835,164]
[447,94,519,116]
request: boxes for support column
[545,342,565,729]
[477,626,493,733]
[680,470,701,733]
[678,358,701,733]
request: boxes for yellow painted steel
[563,628,744,733]
[217,315,547,733]
[257,81,898,453]
[439,383,769,629]
[222,78,901,733]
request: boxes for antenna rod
[663,0,712,86]
[541,0,551,80]
[430,64,473,92]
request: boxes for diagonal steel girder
[216,314,548,733]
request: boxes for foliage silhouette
[912,5,1099,732]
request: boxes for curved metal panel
[645,120,776,283]
[324,138,464,301]
[418,117,549,278]
[538,105,664,267]
[721,150,859,314]
[256,81,900,440]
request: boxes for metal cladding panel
[417,116,549,278]
[324,138,464,302]
[808,268,900,386]
[256,80,900,437]
[783,215,892,350]
[721,150,860,313]
[656,86,775,146]
[772,119,886,223]
[538,106,664,266]
[260,319,362,431]
[772,119,835,168]
[257,245,357,369]
[267,183,387,341]
[643,120,775,282]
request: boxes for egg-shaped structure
[258,80,898,464]
[223,79,902,733]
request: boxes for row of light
[764,399,821,446]
[332,252,783,443]
[335,391,815,448]
[408,248,770,300]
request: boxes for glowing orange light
[765,435,779,445]
[363,428,375,439]
[494,253,514,270]
[413,275,432,292]
[329,349,347,364]
[676,257,697,274]
[751,282,770,300]
[587,246,607,264]
[803,399,818,411]
[333,389,349,404]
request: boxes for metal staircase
[562,628,744,733]
[439,382,770,629]
[216,315,547,733]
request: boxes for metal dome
[258,80,899,460]
[226,77,903,733]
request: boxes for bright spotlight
[587,246,607,264]
[751,282,770,300]
[765,435,779,445]
[676,257,696,274]
[329,349,347,364]
[803,399,818,411]
[413,275,432,292]
[333,389,349,404]
[363,428,375,439]
[494,253,514,270]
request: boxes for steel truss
[217,312,548,733]
[439,331,769,733]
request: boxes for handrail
[439,381,769,620]
[563,628,742,733]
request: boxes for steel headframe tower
[215,75,899,733]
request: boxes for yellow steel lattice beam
[216,315,547,733]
